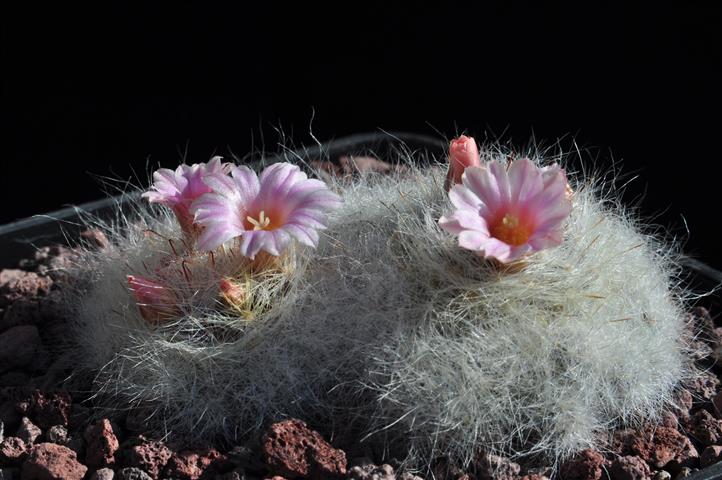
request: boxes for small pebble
[117,467,153,480]
[90,467,116,480]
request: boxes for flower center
[489,213,533,246]
[246,210,273,231]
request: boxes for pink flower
[439,158,572,263]
[142,157,232,236]
[127,275,180,325]
[444,135,481,191]
[191,163,342,259]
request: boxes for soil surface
[1,234,721,480]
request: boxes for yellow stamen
[246,210,272,231]
[489,213,533,246]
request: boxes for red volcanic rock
[688,372,720,405]
[164,447,229,480]
[0,436,28,465]
[692,409,722,446]
[608,456,651,480]
[125,437,173,480]
[21,442,88,480]
[262,419,347,480]
[700,445,722,468]
[559,449,605,480]
[30,390,72,429]
[0,269,53,307]
[627,426,689,469]
[84,418,120,468]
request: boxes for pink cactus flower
[439,158,572,263]
[191,162,342,259]
[444,135,481,191]
[127,275,180,325]
[142,157,232,236]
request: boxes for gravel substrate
[1,235,721,480]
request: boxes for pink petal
[508,158,544,204]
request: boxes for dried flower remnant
[191,163,342,259]
[444,135,481,191]
[142,157,232,238]
[439,158,572,263]
[126,275,180,324]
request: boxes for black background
[2,3,721,268]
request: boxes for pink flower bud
[127,275,180,325]
[219,278,246,307]
[445,135,481,191]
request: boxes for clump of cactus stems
[65,135,698,474]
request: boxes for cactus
[62,141,698,472]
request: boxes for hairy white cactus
[62,144,697,472]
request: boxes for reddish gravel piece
[21,442,88,480]
[609,455,651,480]
[0,436,28,465]
[84,418,120,469]
[164,447,230,480]
[124,437,173,480]
[262,419,347,480]
[0,269,53,308]
[30,390,72,429]
[559,449,606,480]
[692,410,722,446]
[700,445,722,468]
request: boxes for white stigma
[247,210,271,231]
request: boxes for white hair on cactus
[61,143,698,473]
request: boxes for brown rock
[30,391,72,429]
[84,419,120,469]
[628,426,689,469]
[700,445,722,467]
[262,419,347,480]
[33,246,76,281]
[117,467,152,480]
[164,447,229,480]
[476,452,521,480]
[0,326,42,373]
[672,390,693,424]
[80,229,110,249]
[520,475,549,480]
[125,437,172,480]
[0,437,28,465]
[0,270,53,308]
[21,442,87,480]
[687,372,720,404]
[559,449,605,480]
[16,417,41,444]
[609,456,651,480]
[692,409,722,446]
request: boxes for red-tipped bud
[219,278,246,307]
[445,135,481,191]
[127,275,180,325]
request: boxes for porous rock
[348,463,395,480]
[124,437,172,480]
[21,442,87,480]
[692,409,722,446]
[262,419,347,480]
[164,447,229,480]
[609,456,651,480]
[700,445,722,467]
[0,270,52,308]
[627,426,689,469]
[0,437,28,465]
[30,391,72,429]
[559,449,605,480]
[85,418,120,468]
